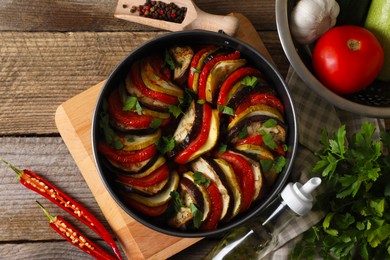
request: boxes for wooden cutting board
[55,13,272,260]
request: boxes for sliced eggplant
[169,45,194,85]
[180,177,204,211]
[173,101,203,148]
[128,170,179,207]
[191,157,231,221]
[168,206,194,229]
[227,115,287,145]
[213,158,242,220]
[183,171,211,222]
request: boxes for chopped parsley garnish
[197,99,205,105]
[241,75,259,87]
[170,191,182,214]
[164,49,176,70]
[218,143,228,154]
[218,105,234,116]
[258,129,277,149]
[191,67,201,73]
[149,118,163,129]
[123,96,142,115]
[190,203,203,229]
[237,127,248,140]
[193,171,210,187]
[263,118,278,128]
[156,136,175,154]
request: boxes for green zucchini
[336,0,372,26]
[365,0,390,82]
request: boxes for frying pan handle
[186,7,239,36]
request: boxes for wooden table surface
[0,1,384,259]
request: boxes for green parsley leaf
[168,105,183,118]
[191,67,201,73]
[218,105,234,116]
[149,118,163,129]
[156,136,175,154]
[263,118,278,128]
[190,203,203,229]
[99,109,123,149]
[197,99,205,105]
[273,156,286,173]
[258,129,277,149]
[170,191,182,213]
[260,159,273,173]
[164,49,176,70]
[291,122,390,260]
[241,75,259,87]
[218,143,228,154]
[237,127,248,140]
[123,96,142,115]
[193,171,210,187]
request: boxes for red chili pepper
[130,62,178,105]
[2,160,123,260]
[197,51,241,100]
[215,151,255,212]
[174,103,212,164]
[36,201,116,260]
[217,67,263,106]
[235,93,285,116]
[115,163,169,187]
[201,181,223,231]
[97,141,157,164]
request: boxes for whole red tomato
[312,25,384,95]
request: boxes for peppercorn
[133,0,187,24]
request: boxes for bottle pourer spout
[300,177,322,198]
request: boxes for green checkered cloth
[262,68,386,259]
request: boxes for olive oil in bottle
[204,177,321,260]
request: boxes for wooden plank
[0,137,110,241]
[0,0,277,32]
[0,31,289,135]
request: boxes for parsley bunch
[291,122,390,260]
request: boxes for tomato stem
[347,39,361,51]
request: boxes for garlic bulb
[290,0,340,44]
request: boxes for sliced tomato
[125,197,169,217]
[235,93,285,116]
[97,142,157,164]
[188,45,219,92]
[108,89,170,130]
[197,51,241,101]
[216,151,255,212]
[115,163,169,187]
[201,180,223,231]
[130,62,179,105]
[217,67,263,106]
[174,103,212,164]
